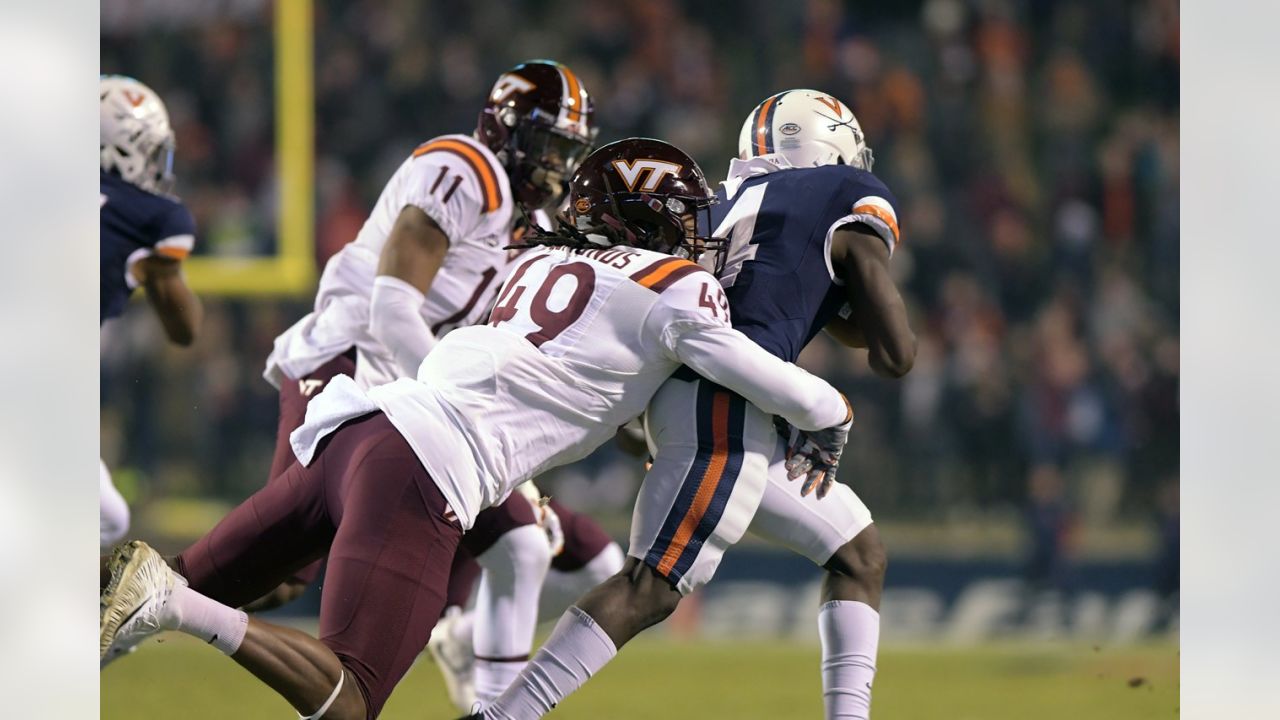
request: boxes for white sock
[483,606,617,719]
[99,459,130,550]
[474,524,551,703]
[819,600,880,720]
[474,657,528,707]
[162,585,249,656]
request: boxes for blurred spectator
[100,0,1179,529]
[1152,476,1179,631]
[1023,464,1076,592]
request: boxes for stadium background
[100,0,1179,717]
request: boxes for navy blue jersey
[707,164,901,362]
[100,170,196,323]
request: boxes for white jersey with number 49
[291,244,851,529]
[265,133,517,390]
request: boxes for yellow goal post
[182,0,314,296]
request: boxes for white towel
[719,153,793,199]
[289,373,379,466]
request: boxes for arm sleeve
[136,201,196,266]
[153,203,197,260]
[822,171,902,272]
[127,201,197,288]
[368,275,438,378]
[670,323,849,431]
[649,271,848,431]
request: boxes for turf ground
[102,634,1177,719]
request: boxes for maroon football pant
[268,350,357,586]
[442,496,615,610]
[175,412,460,718]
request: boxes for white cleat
[427,607,477,712]
[99,540,186,661]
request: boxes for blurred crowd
[100,0,1179,544]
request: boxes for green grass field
[102,634,1177,719]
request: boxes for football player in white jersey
[99,137,854,719]
[234,60,613,701]
[480,92,915,720]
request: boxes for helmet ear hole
[499,107,518,127]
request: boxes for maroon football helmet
[476,60,597,211]
[563,138,724,265]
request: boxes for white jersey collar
[721,154,794,199]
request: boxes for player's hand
[783,399,854,499]
[535,498,565,556]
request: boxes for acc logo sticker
[780,122,801,135]
[574,196,592,213]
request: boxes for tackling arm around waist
[672,324,849,431]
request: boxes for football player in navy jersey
[99,75,202,549]
[482,91,914,720]
[713,90,915,720]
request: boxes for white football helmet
[100,75,176,194]
[737,89,874,171]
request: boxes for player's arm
[672,324,850,432]
[135,255,203,346]
[829,226,916,377]
[369,141,499,377]
[369,205,450,376]
[650,271,850,431]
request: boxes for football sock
[162,585,248,656]
[819,600,880,720]
[99,459,130,550]
[483,606,617,719]
[474,657,529,706]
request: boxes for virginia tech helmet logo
[490,73,536,104]
[611,159,683,192]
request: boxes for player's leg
[463,499,551,707]
[101,417,349,712]
[248,350,357,612]
[480,376,774,719]
[430,502,620,713]
[99,458,130,550]
[750,455,883,720]
[313,416,463,719]
[102,412,458,719]
[428,547,484,711]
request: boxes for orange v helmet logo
[490,73,536,104]
[123,90,147,108]
[611,159,683,192]
[815,95,844,118]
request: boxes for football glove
[537,499,565,557]
[516,482,565,556]
[781,397,854,499]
